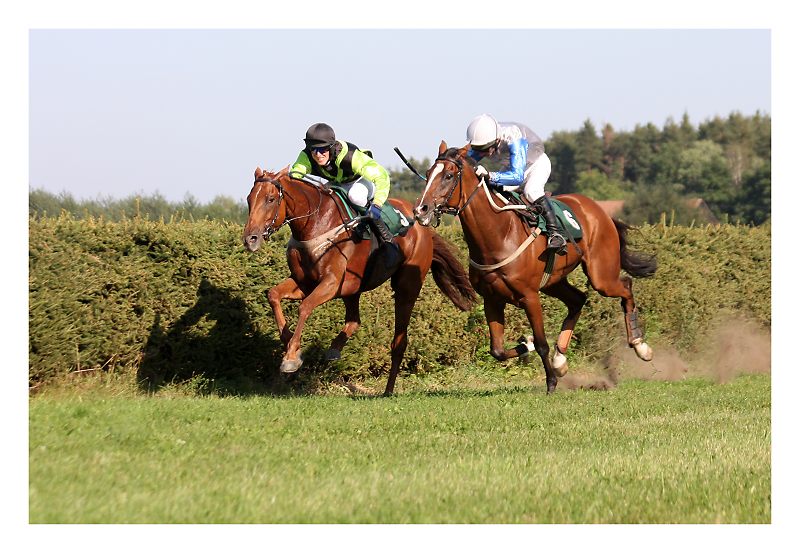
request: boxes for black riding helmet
[304,122,336,150]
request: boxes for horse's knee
[534,342,550,359]
[298,305,314,320]
[489,347,505,360]
[267,288,282,305]
[391,334,408,352]
[567,293,587,317]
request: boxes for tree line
[28,190,248,224]
[30,111,770,226]
[389,111,770,226]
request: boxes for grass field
[29,374,770,524]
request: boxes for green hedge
[29,216,770,392]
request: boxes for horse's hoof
[280,356,303,373]
[325,349,341,362]
[633,341,653,362]
[552,349,569,377]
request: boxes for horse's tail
[614,219,657,278]
[430,232,477,311]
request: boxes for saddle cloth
[503,191,583,241]
[330,186,414,237]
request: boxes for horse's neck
[458,185,525,261]
[284,181,345,241]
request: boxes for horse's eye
[444,173,453,181]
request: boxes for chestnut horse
[413,142,657,394]
[243,167,476,395]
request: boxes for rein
[431,153,552,279]
[253,174,366,255]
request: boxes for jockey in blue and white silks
[466,114,566,253]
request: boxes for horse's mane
[442,147,477,167]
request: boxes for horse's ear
[438,140,448,155]
[255,167,263,179]
[276,165,289,177]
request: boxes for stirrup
[547,233,567,255]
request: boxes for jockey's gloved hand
[367,203,383,220]
[475,165,491,183]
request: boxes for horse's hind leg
[541,279,587,376]
[583,260,653,361]
[326,295,361,361]
[383,268,424,396]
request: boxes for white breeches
[342,177,375,208]
[521,153,552,203]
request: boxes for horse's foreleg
[280,278,340,373]
[484,299,530,361]
[268,278,306,347]
[541,280,587,376]
[521,294,558,394]
[326,295,361,361]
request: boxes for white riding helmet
[466,114,499,150]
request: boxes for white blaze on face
[421,162,445,205]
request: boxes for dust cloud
[559,314,770,391]
[693,315,771,383]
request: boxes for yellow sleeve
[351,150,391,205]
[289,151,312,177]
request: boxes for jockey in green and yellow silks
[291,133,390,206]
[289,122,400,265]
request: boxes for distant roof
[596,198,719,224]
[596,200,626,217]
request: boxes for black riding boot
[535,196,567,254]
[369,216,402,271]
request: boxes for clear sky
[29,28,771,203]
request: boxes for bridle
[252,174,324,239]
[426,153,485,226]
[252,175,285,240]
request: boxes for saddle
[492,189,584,241]
[327,186,415,240]
[323,185,412,290]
